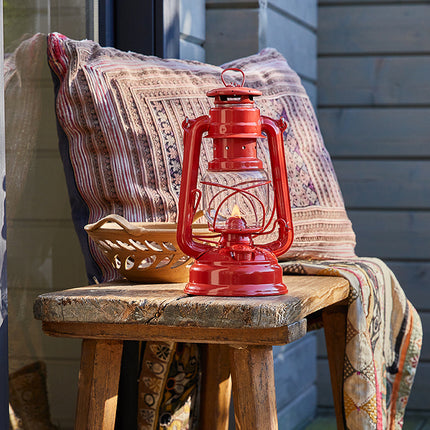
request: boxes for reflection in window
[5,2,91,428]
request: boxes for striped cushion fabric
[48,32,356,283]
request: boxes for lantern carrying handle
[221,68,246,87]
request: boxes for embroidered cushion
[48,32,356,283]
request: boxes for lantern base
[184,280,287,297]
[185,246,287,296]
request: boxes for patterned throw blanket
[281,258,422,430]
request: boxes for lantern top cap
[207,68,262,98]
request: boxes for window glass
[5,2,92,427]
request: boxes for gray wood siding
[206,2,318,427]
[318,57,430,106]
[332,160,430,208]
[318,0,430,412]
[319,108,430,157]
[319,5,430,54]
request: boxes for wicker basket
[85,214,213,283]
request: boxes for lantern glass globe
[200,169,272,232]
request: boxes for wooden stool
[33,275,349,430]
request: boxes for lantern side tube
[177,115,213,259]
[260,116,294,256]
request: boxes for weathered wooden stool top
[34,275,349,345]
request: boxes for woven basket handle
[192,210,205,223]
[85,214,146,236]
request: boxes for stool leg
[75,339,123,430]
[229,345,278,430]
[322,304,347,430]
[199,344,232,430]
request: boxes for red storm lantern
[176,68,294,296]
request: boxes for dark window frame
[98,0,180,58]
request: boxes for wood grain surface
[75,339,123,430]
[34,276,349,329]
[199,344,231,430]
[230,345,278,429]
[322,305,348,430]
[41,319,307,345]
